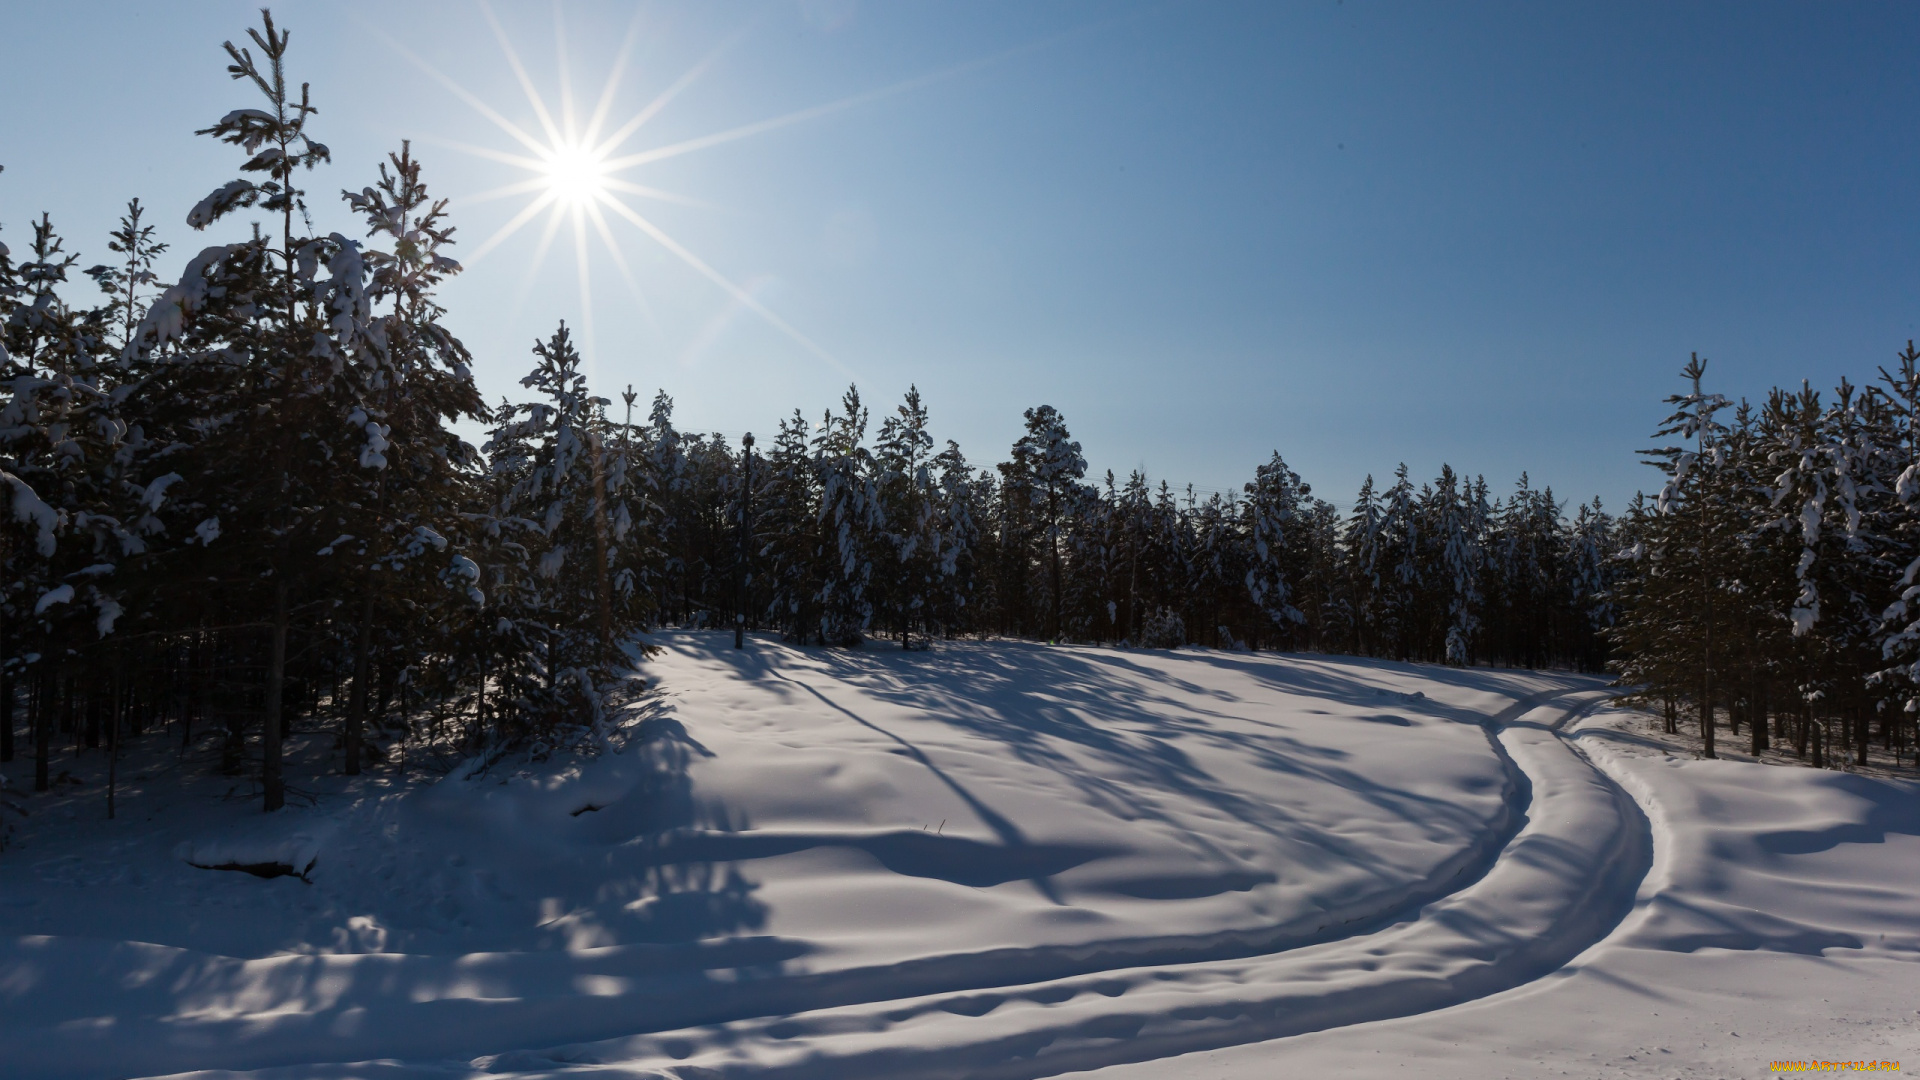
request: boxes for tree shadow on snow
[676,634,1592,891]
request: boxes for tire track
[453,688,1653,1080]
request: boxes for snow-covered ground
[0,634,1913,1079]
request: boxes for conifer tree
[1008,406,1086,641]
[875,386,940,649]
[1243,453,1308,649]
[757,411,822,641]
[1641,354,1734,757]
[482,324,646,739]
[813,386,880,646]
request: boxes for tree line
[2,14,1904,820]
[1611,353,1920,770]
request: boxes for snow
[0,635,1912,1079]
[140,472,184,512]
[32,582,74,615]
[4,466,62,556]
[1081,706,1920,1079]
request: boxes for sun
[376,4,851,373]
[541,142,608,209]
[378,3,1004,374]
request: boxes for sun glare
[384,2,980,372]
[541,143,608,207]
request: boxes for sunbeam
[511,200,570,319]
[594,191,847,374]
[585,195,661,332]
[386,5,1053,375]
[582,6,649,149]
[464,188,561,268]
[571,203,596,367]
[375,4,1103,370]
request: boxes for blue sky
[4,1,1917,512]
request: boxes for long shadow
[1638,893,1864,954]
[549,707,779,948]
[765,668,1074,903]
[1751,771,1920,854]
[3,694,833,1080]
[746,637,1574,883]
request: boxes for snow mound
[175,834,325,880]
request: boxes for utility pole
[736,433,755,650]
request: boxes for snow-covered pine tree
[1565,497,1618,671]
[1110,470,1153,642]
[1872,343,1920,758]
[328,140,488,772]
[1642,354,1735,758]
[85,199,168,352]
[875,386,938,649]
[1341,475,1385,656]
[930,439,980,638]
[1243,452,1309,650]
[1294,495,1346,651]
[1189,488,1245,649]
[813,386,880,646]
[1378,465,1422,661]
[152,8,354,809]
[756,411,822,641]
[1151,480,1193,644]
[1769,380,1896,764]
[640,391,691,623]
[1432,464,1483,666]
[482,323,645,741]
[0,213,124,790]
[1007,406,1086,642]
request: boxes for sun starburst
[541,142,608,208]
[374,2,847,374]
[375,2,1056,377]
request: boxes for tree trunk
[262,579,288,812]
[182,631,199,753]
[345,591,373,776]
[84,686,101,750]
[1750,679,1768,755]
[107,666,120,820]
[33,665,51,792]
[1700,684,1716,760]
[590,433,614,653]
[1047,485,1063,641]
[0,656,12,764]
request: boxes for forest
[1,13,1914,819]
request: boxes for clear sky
[4,1,1917,513]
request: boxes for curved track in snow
[434,688,1652,1080]
[381,687,1649,1080]
[82,682,1651,1080]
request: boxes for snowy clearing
[1,633,1913,1079]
